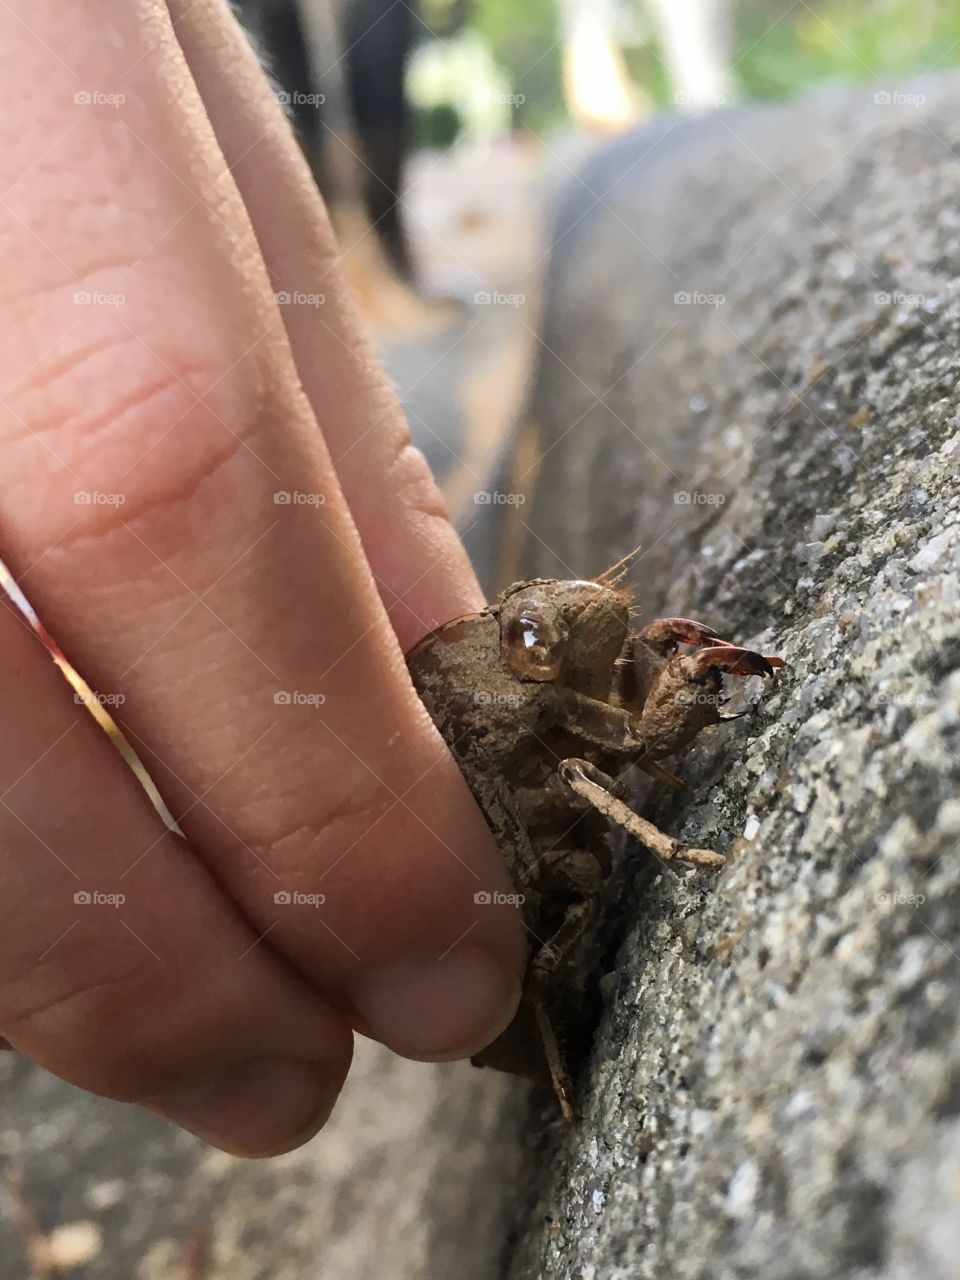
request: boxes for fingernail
[148,1058,333,1157]
[348,945,523,1062]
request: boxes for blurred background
[236,0,960,534]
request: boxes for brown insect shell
[406,608,553,774]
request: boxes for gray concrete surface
[0,1043,525,1278]
[495,74,960,1280]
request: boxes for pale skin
[0,0,526,1156]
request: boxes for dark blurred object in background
[235,0,419,286]
[341,0,417,282]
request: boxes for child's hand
[0,0,524,1156]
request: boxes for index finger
[165,0,482,649]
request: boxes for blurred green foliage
[735,0,960,100]
[418,0,960,133]
[468,0,563,131]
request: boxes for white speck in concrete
[726,1159,759,1218]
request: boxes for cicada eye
[502,608,566,681]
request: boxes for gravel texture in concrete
[500,76,960,1280]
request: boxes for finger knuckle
[1,313,265,555]
[0,945,184,1099]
